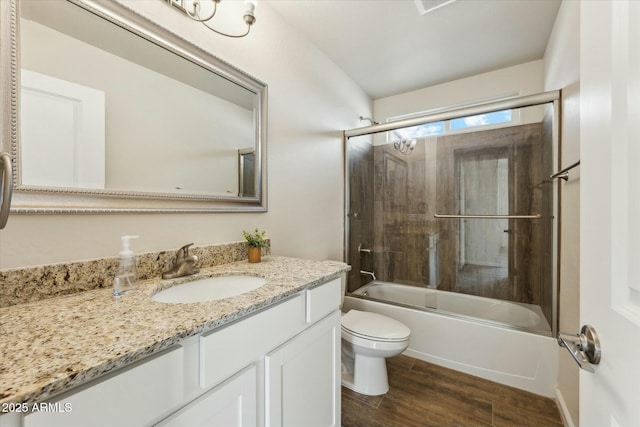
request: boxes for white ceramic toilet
[340,280,411,396]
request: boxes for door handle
[557,325,601,373]
[0,152,13,229]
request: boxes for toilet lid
[341,310,410,341]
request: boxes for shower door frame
[343,90,561,337]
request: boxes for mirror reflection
[18,0,263,201]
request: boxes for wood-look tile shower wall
[348,122,553,319]
[347,136,375,292]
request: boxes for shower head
[359,116,380,125]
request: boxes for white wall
[373,59,544,125]
[0,1,371,269]
[543,1,580,426]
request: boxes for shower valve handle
[357,243,372,253]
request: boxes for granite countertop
[0,256,349,405]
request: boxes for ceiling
[267,0,562,99]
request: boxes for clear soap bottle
[113,235,139,297]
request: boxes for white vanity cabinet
[163,277,342,427]
[264,278,342,427]
[22,346,185,427]
[266,311,341,427]
[4,277,342,427]
[158,364,258,427]
[159,292,308,427]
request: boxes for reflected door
[21,70,105,189]
[456,149,510,299]
[238,149,255,197]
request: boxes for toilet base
[341,353,389,396]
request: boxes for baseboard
[555,387,576,427]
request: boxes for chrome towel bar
[434,214,542,219]
[550,160,580,181]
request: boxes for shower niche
[345,93,559,336]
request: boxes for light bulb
[243,0,256,26]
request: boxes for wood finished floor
[342,355,563,427]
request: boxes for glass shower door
[455,149,511,300]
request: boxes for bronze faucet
[162,243,200,279]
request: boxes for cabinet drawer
[305,278,342,324]
[200,294,305,389]
[24,346,184,427]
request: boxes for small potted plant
[242,228,268,263]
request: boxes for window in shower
[450,109,512,131]
[393,121,445,139]
[387,105,514,143]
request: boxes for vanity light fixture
[167,0,257,38]
[393,139,417,155]
[391,129,416,155]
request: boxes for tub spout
[360,270,376,281]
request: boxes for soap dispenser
[113,235,139,297]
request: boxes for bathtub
[344,281,559,397]
[352,281,551,332]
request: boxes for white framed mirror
[0,0,267,213]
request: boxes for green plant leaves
[242,228,268,248]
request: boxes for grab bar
[434,214,542,219]
[0,152,13,229]
[550,160,580,181]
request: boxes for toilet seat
[341,310,410,342]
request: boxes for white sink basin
[151,275,267,304]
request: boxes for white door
[580,1,640,426]
[20,70,105,189]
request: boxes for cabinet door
[23,347,184,427]
[200,294,305,389]
[158,365,257,427]
[265,311,340,427]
